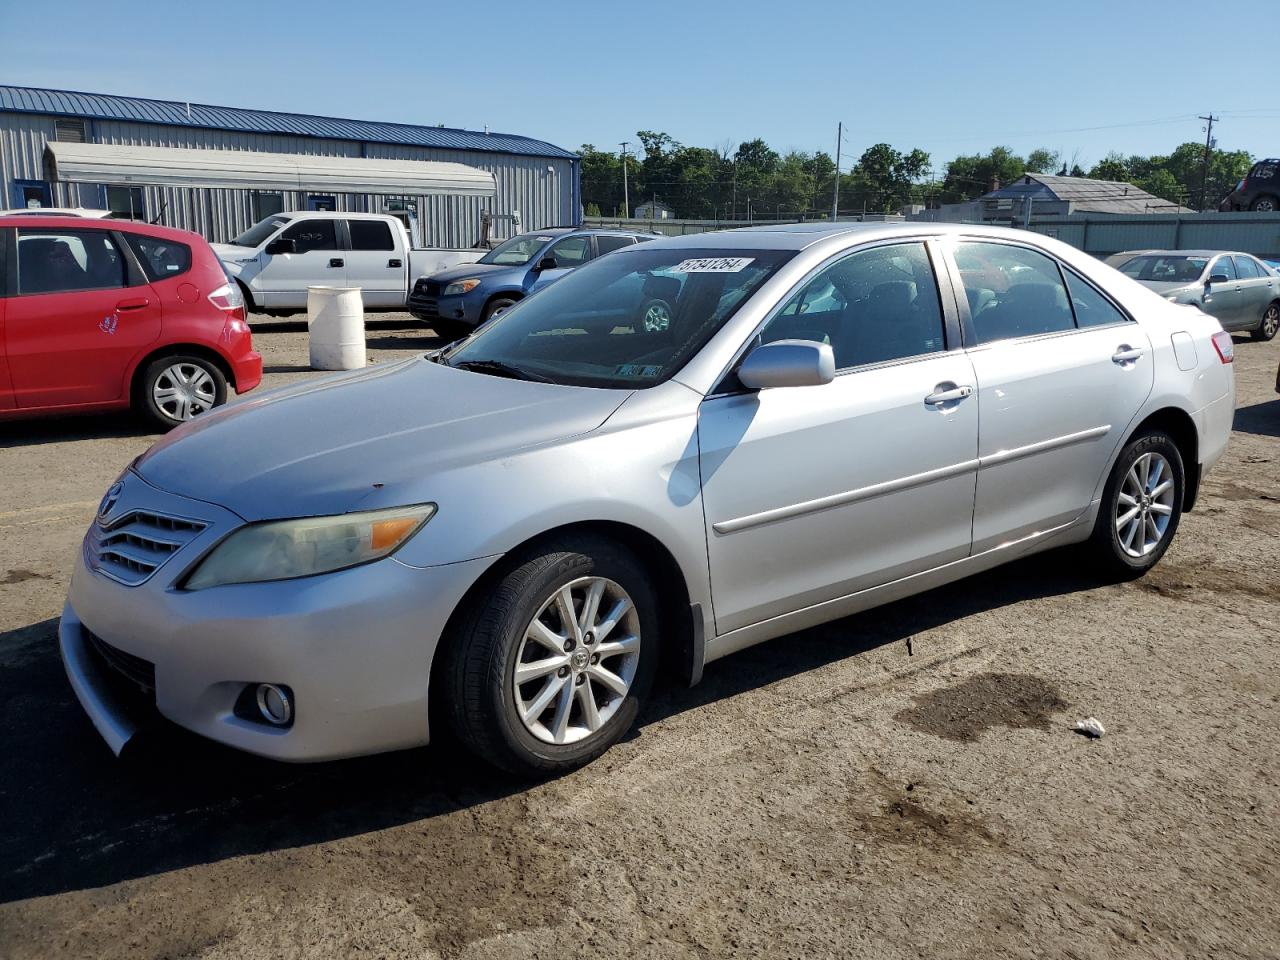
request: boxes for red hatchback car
[0,216,261,429]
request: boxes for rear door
[1233,255,1275,330]
[341,218,405,307]
[947,239,1153,553]
[6,226,162,408]
[258,217,342,308]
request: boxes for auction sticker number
[670,257,755,273]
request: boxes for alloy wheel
[512,576,640,745]
[1262,305,1279,340]
[152,363,216,422]
[1115,452,1176,558]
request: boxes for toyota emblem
[98,481,124,520]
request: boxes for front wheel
[1087,430,1184,580]
[442,538,657,777]
[1252,302,1279,342]
[136,355,228,430]
[481,296,518,324]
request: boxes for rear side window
[954,242,1074,344]
[124,233,192,281]
[282,219,337,253]
[1063,271,1129,328]
[595,235,635,255]
[348,219,395,251]
[1234,256,1261,279]
[1251,162,1278,181]
[16,229,127,295]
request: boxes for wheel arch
[428,519,701,736]
[1125,406,1200,511]
[234,278,258,313]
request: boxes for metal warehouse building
[0,85,580,248]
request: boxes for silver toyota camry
[61,223,1236,776]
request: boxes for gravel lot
[1,315,1277,959]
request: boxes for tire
[429,318,472,342]
[1249,195,1278,212]
[442,537,659,777]
[1087,430,1185,580]
[135,354,228,430]
[1252,301,1280,342]
[481,296,518,323]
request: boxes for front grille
[86,510,207,586]
[84,629,156,698]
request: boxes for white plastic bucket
[307,286,366,370]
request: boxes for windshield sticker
[670,257,755,273]
[534,236,555,242]
[616,363,664,378]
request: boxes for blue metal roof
[0,85,577,160]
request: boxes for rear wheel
[1087,430,1184,580]
[442,538,657,777]
[1252,302,1279,342]
[136,355,228,430]
[1250,195,1278,212]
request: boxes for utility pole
[619,142,630,219]
[1197,114,1218,211]
[732,157,737,220]
[832,121,842,221]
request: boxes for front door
[948,239,1154,553]
[6,227,162,407]
[259,217,343,308]
[530,235,595,293]
[341,218,404,308]
[1202,255,1244,329]
[699,240,978,634]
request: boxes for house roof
[987,173,1191,214]
[0,84,576,160]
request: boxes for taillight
[209,282,246,323]
[1211,330,1234,363]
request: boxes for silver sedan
[62,223,1236,776]
[1111,249,1280,341]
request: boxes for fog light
[255,683,293,726]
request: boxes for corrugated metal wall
[1,112,577,247]
[1027,212,1280,259]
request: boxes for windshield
[446,246,795,389]
[231,216,293,248]
[479,232,557,266]
[1119,255,1208,283]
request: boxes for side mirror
[535,256,558,272]
[1207,273,1229,285]
[737,339,835,390]
[266,237,297,255]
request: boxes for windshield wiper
[450,359,553,383]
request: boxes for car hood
[135,357,630,521]
[209,243,258,271]
[428,262,519,285]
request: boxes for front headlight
[443,278,481,296]
[184,504,436,590]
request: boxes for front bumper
[407,283,483,327]
[60,473,497,761]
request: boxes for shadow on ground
[1234,398,1280,439]
[0,414,156,450]
[0,550,1098,903]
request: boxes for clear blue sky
[1,0,1274,172]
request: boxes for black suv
[1220,159,1280,212]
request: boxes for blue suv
[408,228,653,339]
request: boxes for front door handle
[115,297,150,311]
[924,384,973,405]
[329,258,344,268]
[1112,345,1145,365]
[388,258,402,268]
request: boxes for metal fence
[1022,212,1280,259]
[583,214,905,237]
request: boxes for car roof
[634,220,1075,252]
[2,214,208,244]
[0,207,116,218]
[1117,249,1251,258]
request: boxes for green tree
[939,147,1025,203]
[1025,148,1060,174]
[1089,152,1130,182]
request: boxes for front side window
[348,219,395,251]
[124,233,192,281]
[1234,256,1261,279]
[1210,256,1237,281]
[545,235,592,267]
[232,215,292,248]
[17,229,127,294]
[282,219,337,254]
[479,233,556,266]
[756,242,945,369]
[447,247,795,388]
[955,242,1074,344]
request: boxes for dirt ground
[0,315,1277,959]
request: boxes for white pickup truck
[212,212,483,315]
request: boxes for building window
[54,118,87,142]
[308,195,336,211]
[106,185,146,220]
[252,191,284,222]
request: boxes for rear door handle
[924,384,973,405]
[1112,345,1145,364]
[387,258,402,268]
[115,297,150,311]
[329,258,344,268]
